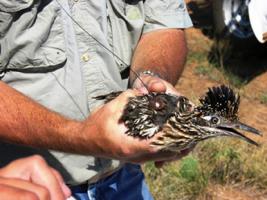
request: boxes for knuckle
[19,192,39,200]
[31,155,47,167]
[121,147,133,157]
[102,103,113,114]
[116,145,134,159]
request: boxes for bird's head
[192,85,261,145]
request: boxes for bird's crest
[198,85,240,120]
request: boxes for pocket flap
[0,0,34,12]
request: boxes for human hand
[132,73,180,95]
[132,73,194,167]
[0,155,71,200]
[86,89,190,163]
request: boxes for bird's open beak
[217,121,261,146]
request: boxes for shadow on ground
[187,0,267,84]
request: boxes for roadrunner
[96,85,261,152]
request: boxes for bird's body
[96,85,261,152]
[121,93,192,138]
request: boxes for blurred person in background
[0,155,71,200]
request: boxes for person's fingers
[129,132,195,164]
[29,156,66,200]
[127,149,177,164]
[132,75,166,92]
[136,86,149,94]
[0,177,49,200]
[0,155,67,200]
[0,184,39,200]
[50,168,71,198]
[119,89,142,99]
[109,89,142,113]
[146,78,166,93]
[154,147,195,168]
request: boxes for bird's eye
[211,117,219,124]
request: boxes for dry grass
[144,139,267,200]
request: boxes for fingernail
[62,183,72,198]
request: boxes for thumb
[147,78,166,93]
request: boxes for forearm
[0,82,193,163]
[0,81,96,154]
[130,29,188,86]
[0,82,153,160]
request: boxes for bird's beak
[216,121,261,146]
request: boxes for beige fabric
[0,0,192,185]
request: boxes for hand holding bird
[96,85,261,153]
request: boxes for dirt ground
[199,184,267,200]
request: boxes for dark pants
[70,164,154,200]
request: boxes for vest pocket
[0,0,67,75]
